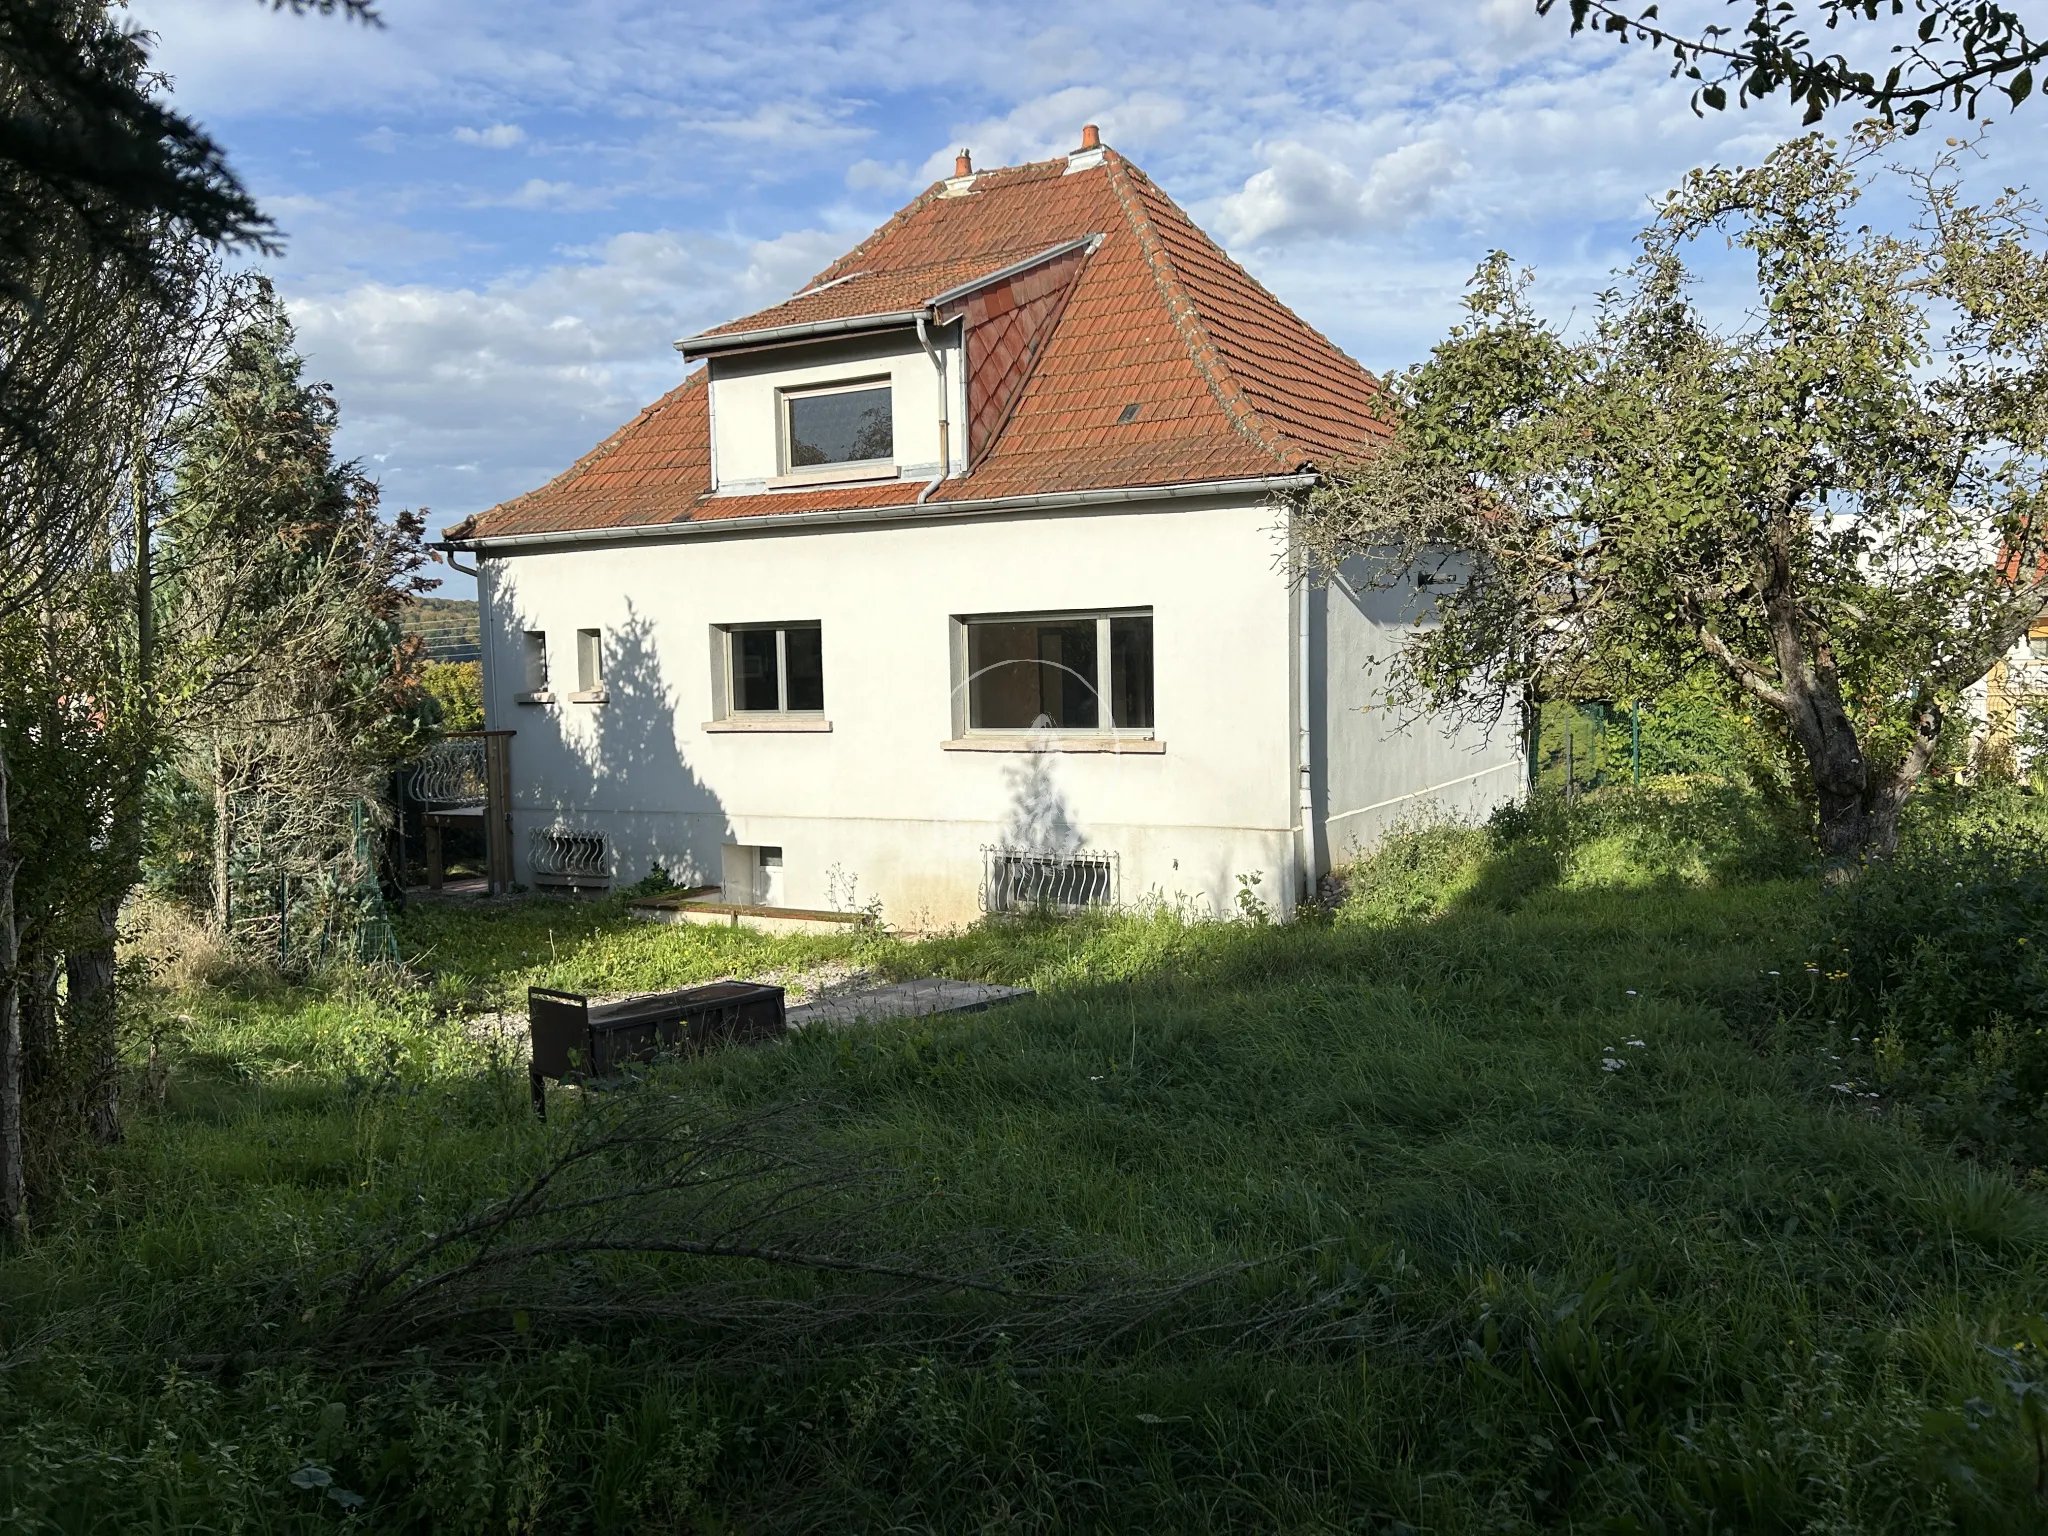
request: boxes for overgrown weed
[7,781,2048,1528]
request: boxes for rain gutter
[435,473,1317,555]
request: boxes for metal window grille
[531,827,609,888]
[407,738,488,809]
[981,846,1118,913]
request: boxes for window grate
[531,827,609,888]
[980,846,1118,913]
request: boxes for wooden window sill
[941,735,1163,754]
[702,717,833,733]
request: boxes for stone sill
[568,689,609,704]
[765,461,898,491]
[514,690,553,706]
[941,735,1163,754]
[702,716,834,733]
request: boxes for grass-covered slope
[5,791,2048,1530]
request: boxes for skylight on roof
[1116,403,1141,425]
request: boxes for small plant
[1233,869,1269,924]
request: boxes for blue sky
[129,1,2046,598]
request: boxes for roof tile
[453,149,1390,542]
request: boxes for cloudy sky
[129,0,2044,597]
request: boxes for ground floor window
[963,610,1152,731]
[721,623,824,715]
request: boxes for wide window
[783,380,892,471]
[965,610,1153,732]
[726,623,824,714]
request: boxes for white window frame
[571,628,607,703]
[516,629,551,704]
[776,376,895,482]
[951,607,1156,742]
[706,622,830,732]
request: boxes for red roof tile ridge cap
[800,178,950,290]
[1138,175,1384,390]
[1101,150,1298,470]
[476,369,706,524]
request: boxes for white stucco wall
[478,496,1303,927]
[707,328,966,494]
[1309,558,1525,869]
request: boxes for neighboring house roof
[448,143,1388,543]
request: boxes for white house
[439,129,1523,925]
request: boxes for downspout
[914,311,950,505]
[1296,577,1316,914]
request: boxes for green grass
[6,793,2048,1530]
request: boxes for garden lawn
[3,844,2047,1530]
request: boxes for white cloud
[683,101,872,151]
[1219,139,1467,245]
[285,223,844,528]
[917,88,1187,183]
[844,157,912,192]
[454,123,526,148]
[491,178,612,212]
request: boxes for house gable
[446,134,1389,545]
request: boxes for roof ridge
[803,180,948,290]
[1101,151,1298,470]
[799,154,1082,291]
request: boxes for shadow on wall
[1000,748,1084,856]
[511,596,732,888]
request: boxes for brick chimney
[1065,124,1106,174]
[954,149,972,177]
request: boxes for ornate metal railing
[407,737,487,809]
[531,827,609,886]
[980,846,1118,913]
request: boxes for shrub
[1821,828,2048,1166]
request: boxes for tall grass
[3,784,2047,1530]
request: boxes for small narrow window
[964,609,1152,732]
[2030,633,2048,661]
[576,629,603,692]
[724,623,824,715]
[522,630,548,691]
[782,380,892,471]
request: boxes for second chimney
[1079,124,1100,150]
[955,149,973,177]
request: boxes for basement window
[782,379,892,473]
[719,623,825,716]
[961,609,1153,733]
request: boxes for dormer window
[781,379,893,477]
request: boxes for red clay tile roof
[448,149,1389,542]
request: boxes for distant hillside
[403,596,480,663]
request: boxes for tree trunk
[211,734,230,935]
[67,901,120,1145]
[0,741,25,1244]
[17,938,57,1092]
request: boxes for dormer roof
[448,144,1390,543]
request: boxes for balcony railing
[407,737,487,809]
